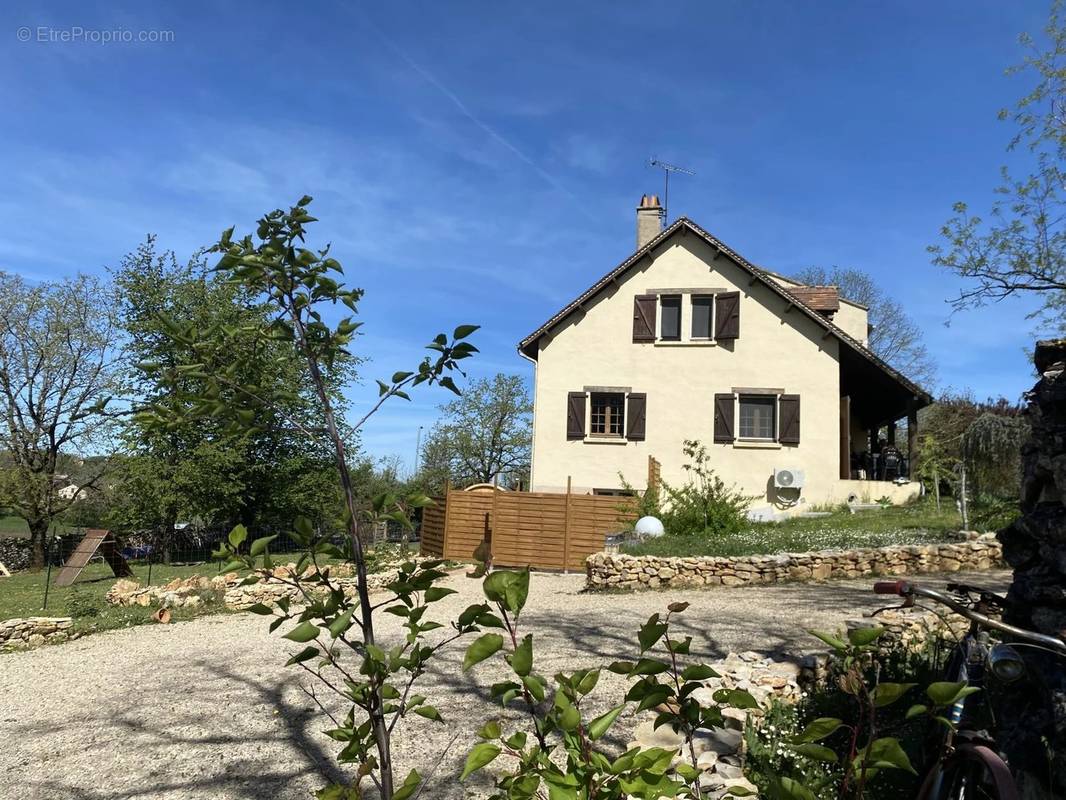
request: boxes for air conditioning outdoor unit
[774,467,805,490]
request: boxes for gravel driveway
[0,569,1010,800]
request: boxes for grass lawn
[0,559,236,637]
[0,514,76,539]
[0,544,418,640]
[622,499,976,559]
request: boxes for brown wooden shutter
[715,292,740,339]
[633,295,656,342]
[713,393,735,443]
[626,393,646,440]
[779,394,801,445]
[566,392,586,440]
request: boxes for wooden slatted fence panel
[419,497,447,557]
[425,488,635,571]
[441,491,494,561]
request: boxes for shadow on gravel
[18,660,345,800]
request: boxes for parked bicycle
[871,579,1066,800]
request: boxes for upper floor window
[659,295,681,341]
[691,295,713,339]
[632,292,740,344]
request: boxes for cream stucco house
[518,196,931,515]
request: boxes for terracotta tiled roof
[789,286,840,313]
[517,217,931,403]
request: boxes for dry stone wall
[586,534,1003,591]
[0,617,75,650]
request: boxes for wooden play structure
[53,529,134,587]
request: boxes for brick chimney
[636,194,663,249]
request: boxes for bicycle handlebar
[872,580,1066,655]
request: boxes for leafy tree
[146,197,479,798]
[0,273,118,567]
[792,266,936,387]
[417,373,532,492]
[930,0,1066,331]
[112,237,351,558]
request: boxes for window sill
[733,439,782,450]
[584,436,630,445]
[653,340,717,347]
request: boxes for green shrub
[659,440,754,537]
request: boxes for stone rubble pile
[221,567,401,610]
[587,534,1003,592]
[105,563,405,612]
[105,574,239,609]
[0,616,76,650]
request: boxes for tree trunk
[28,517,49,569]
[997,339,1066,797]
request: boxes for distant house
[56,483,85,501]
[518,195,931,515]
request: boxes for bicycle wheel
[917,743,1020,800]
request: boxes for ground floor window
[738,395,776,440]
[589,392,625,436]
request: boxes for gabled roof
[518,217,931,405]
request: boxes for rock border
[586,534,1002,592]
[0,617,76,650]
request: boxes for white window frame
[651,290,722,346]
[736,392,782,443]
[581,386,635,444]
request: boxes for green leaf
[723,785,757,797]
[460,742,501,780]
[413,705,443,722]
[286,646,320,666]
[926,681,979,706]
[682,664,720,681]
[246,603,274,615]
[905,704,929,720]
[228,524,248,549]
[791,743,838,763]
[792,717,844,743]
[478,720,501,740]
[511,634,533,677]
[588,704,625,740]
[847,626,885,647]
[424,586,456,602]
[777,776,817,800]
[808,629,848,651]
[871,682,916,708]
[453,324,480,340]
[629,658,670,676]
[463,633,504,672]
[713,688,760,710]
[250,535,278,557]
[283,621,320,643]
[638,614,668,652]
[556,695,581,731]
[391,770,422,800]
[860,737,917,775]
[522,675,545,702]
[328,608,356,639]
[506,569,530,615]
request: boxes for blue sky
[1,1,1054,469]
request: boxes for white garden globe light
[634,516,665,537]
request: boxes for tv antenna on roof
[649,158,695,224]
